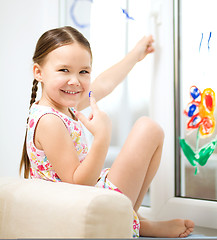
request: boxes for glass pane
[176,0,217,201]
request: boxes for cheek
[44,80,62,95]
[51,76,66,88]
[83,80,90,91]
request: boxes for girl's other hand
[133,35,155,62]
[74,92,112,142]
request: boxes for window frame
[140,0,217,229]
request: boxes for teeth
[63,90,78,94]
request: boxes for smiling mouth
[61,90,80,95]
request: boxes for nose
[68,75,80,86]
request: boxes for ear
[33,63,43,82]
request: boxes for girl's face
[34,43,91,112]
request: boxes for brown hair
[19,26,92,178]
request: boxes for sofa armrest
[0,177,133,238]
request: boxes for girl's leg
[107,116,194,237]
[133,137,163,212]
[107,116,163,208]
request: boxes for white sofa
[0,177,133,238]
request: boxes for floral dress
[26,103,140,238]
[26,103,88,181]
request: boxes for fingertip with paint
[89,91,92,98]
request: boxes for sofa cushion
[0,177,133,238]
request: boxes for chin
[67,102,78,109]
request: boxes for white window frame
[139,0,217,229]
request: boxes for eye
[59,69,69,72]
[80,70,89,74]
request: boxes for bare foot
[139,218,194,238]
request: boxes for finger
[88,112,93,121]
[74,110,90,128]
[140,35,154,46]
[146,37,155,53]
[147,35,154,43]
[147,46,155,53]
[89,91,99,112]
[147,37,154,46]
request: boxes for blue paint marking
[121,8,135,20]
[208,32,212,51]
[192,116,200,126]
[89,91,92,98]
[199,33,203,52]
[188,104,197,117]
[70,0,93,29]
[191,87,200,100]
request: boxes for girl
[20,26,194,238]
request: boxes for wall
[0,0,59,177]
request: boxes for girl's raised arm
[77,35,154,111]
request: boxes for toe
[185,219,195,229]
[179,233,186,238]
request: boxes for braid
[20,79,39,178]
[30,79,38,108]
[20,131,30,178]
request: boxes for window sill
[139,197,217,229]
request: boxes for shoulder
[35,113,73,151]
[29,104,70,131]
[38,112,61,123]
[33,109,72,150]
[37,113,69,136]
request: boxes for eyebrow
[81,66,91,70]
[57,65,91,70]
[57,64,71,69]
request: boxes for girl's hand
[75,92,112,141]
[132,35,155,62]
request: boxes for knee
[134,116,165,143]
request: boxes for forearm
[73,137,110,186]
[77,49,139,111]
[91,49,139,100]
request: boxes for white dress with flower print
[26,103,88,181]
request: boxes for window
[176,0,217,202]
[140,0,217,230]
